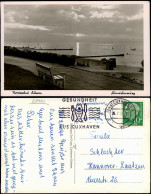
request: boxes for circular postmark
[105,98,136,129]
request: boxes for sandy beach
[73,64,143,85]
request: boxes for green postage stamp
[123,102,143,126]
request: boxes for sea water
[5,41,143,67]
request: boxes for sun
[75,33,85,37]
[76,33,80,37]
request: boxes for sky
[4,3,143,45]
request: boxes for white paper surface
[1,98,150,193]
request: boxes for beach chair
[36,63,65,89]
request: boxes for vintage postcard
[1,98,150,193]
[1,1,150,96]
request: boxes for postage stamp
[123,102,143,126]
[105,99,137,129]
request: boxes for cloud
[89,4,120,10]
[127,10,143,21]
[90,10,118,19]
[71,11,85,22]
[5,22,50,31]
[117,9,143,22]
[71,5,81,12]
[59,9,86,22]
[89,7,143,23]
[5,11,16,22]
[4,3,143,44]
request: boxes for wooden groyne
[77,54,124,58]
[32,48,73,51]
[16,47,73,51]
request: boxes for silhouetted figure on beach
[141,60,144,67]
[139,60,144,72]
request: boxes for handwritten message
[1,98,150,193]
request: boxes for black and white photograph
[1,1,150,96]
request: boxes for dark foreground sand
[4,56,143,90]
[5,63,59,90]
